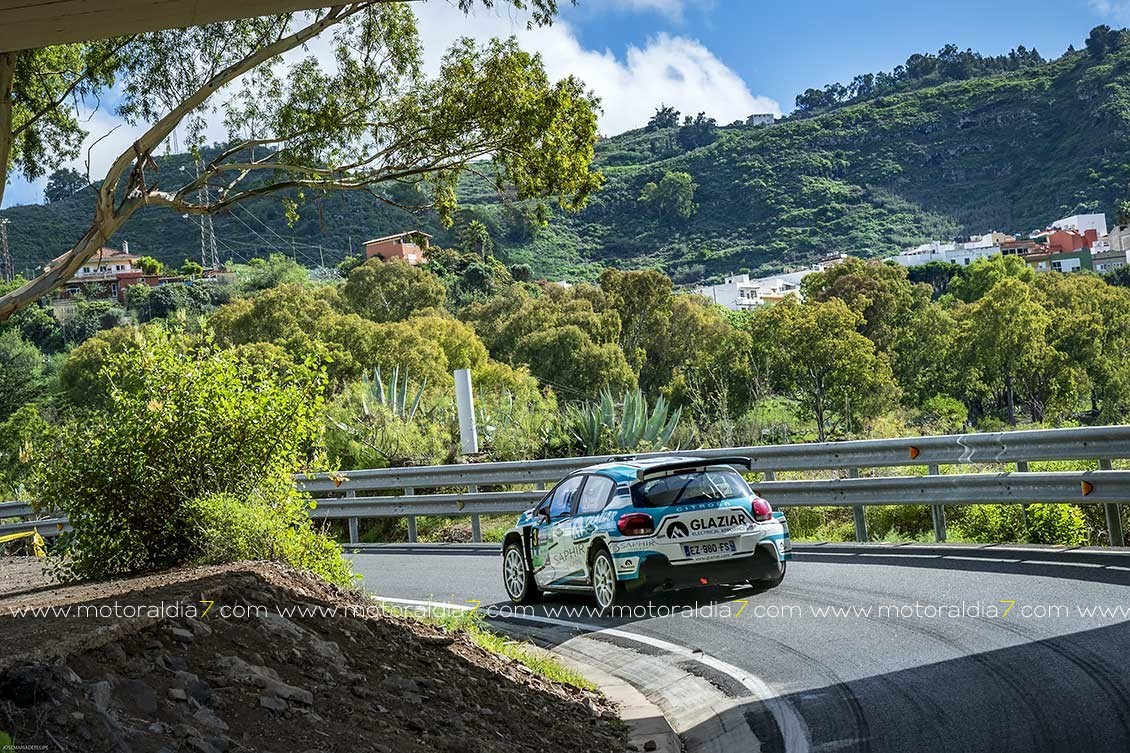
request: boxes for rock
[186,616,213,638]
[187,680,215,707]
[406,718,426,733]
[174,723,199,739]
[0,665,56,707]
[379,676,420,694]
[644,741,658,752]
[161,655,189,672]
[71,712,85,722]
[115,678,158,716]
[193,707,230,732]
[259,695,288,712]
[90,680,113,710]
[419,635,455,647]
[263,681,313,706]
[187,738,221,753]
[148,722,169,734]
[170,627,196,644]
[168,688,188,701]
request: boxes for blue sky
[3,0,1126,208]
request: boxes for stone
[168,688,188,701]
[259,695,288,712]
[193,707,230,732]
[643,741,658,752]
[90,680,113,710]
[186,617,213,637]
[162,655,189,672]
[170,627,196,644]
[0,665,56,707]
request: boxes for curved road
[349,544,1130,753]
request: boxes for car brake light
[617,512,654,536]
[752,498,773,522]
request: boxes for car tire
[591,547,627,613]
[751,560,786,592]
[503,541,540,604]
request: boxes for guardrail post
[469,484,482,543]
[928,464,946,542]
[1100,459,1125,547]
[345,490,359,545]
[405,487,417,543]
[849,468,867,542]
[764,471,776,481]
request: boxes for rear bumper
[633,544,783,590]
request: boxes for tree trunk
[0,51,17,211]
[1005,370,1016,426]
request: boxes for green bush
[951,504,1087,545]
[35,326,339,581]
[192,486,353,587]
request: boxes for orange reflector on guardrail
[909,446,920,460]
[1082,481,1094,496]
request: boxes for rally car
[501,456,791,611]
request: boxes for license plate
[682,539,737,560]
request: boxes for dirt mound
[0,561,625,752]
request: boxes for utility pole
[195,160,220,270]
[0,218,11,284]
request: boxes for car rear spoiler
[635,456,753,481]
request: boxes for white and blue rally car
[501,456,791,610]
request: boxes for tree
[949,254,1035,303]
[460,219,494,258]
[43,167,87,202]
[746,299,898,441]
[1086,25,1119,57]
[0,330,44,421]
[341,258,446,323]
[136,255,163,275]
[646,104,680,130]
[599,267,672,375]
[638,171,698,219]
[955,278,1054,425]
[0,1,602,322]
[180,259,204,277]
[677,113,717,150]
[801,257,922,353]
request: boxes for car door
[534,475,584,586]
[569,474,616,583]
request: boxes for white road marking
[374,595,812,753]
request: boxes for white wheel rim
[593,555,615,609]
[504,548,526,598]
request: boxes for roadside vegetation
[2,248,1129,567]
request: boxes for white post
[454,368,479,455]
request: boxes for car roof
[579,455,737,483]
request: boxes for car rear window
[631,468,752,508]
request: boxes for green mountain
[5,41,1130,283]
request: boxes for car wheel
[591,548,625,612]
[751,560,786,592]
[503,542,540,604]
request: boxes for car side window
[577,475,615,515]
[549,476,584,520]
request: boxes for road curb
[553,650,682,753]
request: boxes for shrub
[951,503,1087,545]
[192,486,353,588]
[36,326,335,581]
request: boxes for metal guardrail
[4,425,1129,546]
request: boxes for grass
[413,608,597,691]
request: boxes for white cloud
[413,3,778,133]
[1091,0,1130,22]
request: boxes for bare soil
[0,559,626,752]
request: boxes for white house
[891,233,1006,268]
[746,113,775,126]
[695,266,829,311]
[1052,213,1108,239]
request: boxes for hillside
[5,41,1130,282]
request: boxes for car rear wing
[635,456,753,481]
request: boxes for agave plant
[567,388,681,454]
[361,366,426,421]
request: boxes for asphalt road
[349,545,1130,753]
